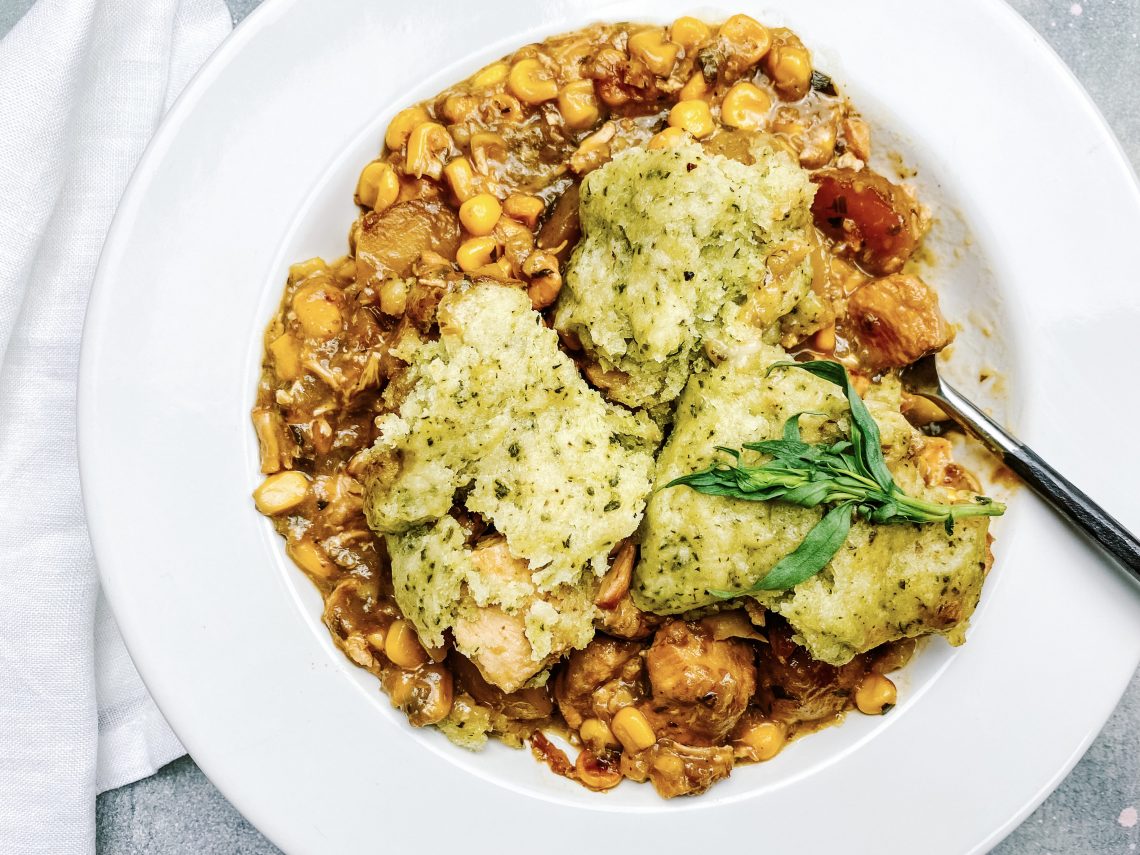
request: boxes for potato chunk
[355,198,461,279]
[845,274,953,371]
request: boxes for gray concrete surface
[1,0,1136,852]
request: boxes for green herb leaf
[810,69,838,96]
[711,502,854,596]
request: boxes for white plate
[79,1,1140,852]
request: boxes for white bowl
[79,1,1140,852]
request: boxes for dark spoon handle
[932,380,1140,579]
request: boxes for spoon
[900,354,1140,578]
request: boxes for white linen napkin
[0,1,231,851]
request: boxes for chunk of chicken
[642,621,757,745]
[451,537,552,694]
[811,168,922,275]
[844,273,953,371]
[755,619,867,726]
[468,535,530,583]
[452,605,544,695]
[554,636,645,729]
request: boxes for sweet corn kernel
[288,257,327,284]
[332,256,356,284]
[443,157,477,202]
[355,160,400,211]
[557,79,600,129]
[767,44,813,100]
[580,718,619,751]
[385,620,429,669]
[471,61,509,89]
[458,193,503,236]
[253,471,310,515]
[287,538,334,579]
[647,126,689,149]
[670,16,711,50]
[737,720,786,761]
[484,92,524,123]
[678,72,709,102]
[456,237,497,272]
[813,324,836,353]
[855,673,897,715]
[291,282,343,339]
[503,193,545,227]
[441,93,479,125]
[384,105,430,151]
[628,29,680,77]
[721,81,773,131]
[720,13,772,66]
[268,333,302,382]
[508,58,558,105]
[612,707,656,753]
[379,277,408,317]
[668,99,715,138]
[575,750,622,790]
[405,122,452,180]
[469,131,508,160]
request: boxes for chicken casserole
[251,14,1001,798]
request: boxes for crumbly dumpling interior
[635,343,991,666]
[553,139,816,415]
[364,283,660,690]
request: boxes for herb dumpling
[634,345,992,666]
[553,139,816,415]
[363,283,660,689]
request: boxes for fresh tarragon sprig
[665,360,1005,596]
